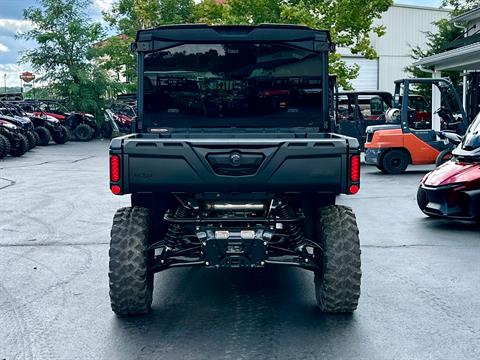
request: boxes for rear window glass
[142,43,324,128]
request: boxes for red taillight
[110,155,120,182]
[349,184,359,194]
[350,155,360,182]
[111,185,121,195]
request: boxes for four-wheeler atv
[108,24,362,316]
[417,111,480,221]
[17,100,97,141]
[337,91,393,149]
[4,101,69,146]
[0,119,29,157]
[364,78,469,174]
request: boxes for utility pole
[3,74,6,93]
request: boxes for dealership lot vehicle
[417,111,480,221]
[365,78,468,174]
[102,100,136,137]
[1,140,479,360]
[0,119,29,157]
[108,24,362,316]
[15,100,98,141]
[0,108,38,150]
[1,101,69,146]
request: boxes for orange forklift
[364,78,468,174]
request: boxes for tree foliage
[442,0,480,15]
[103,0,393,88]
[19,0,117,117]
[406,16,464,101]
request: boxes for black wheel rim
[391,157,403,169]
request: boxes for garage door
[342,57,379,91]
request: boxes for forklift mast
[393,78,468,135]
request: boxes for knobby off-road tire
[314,205,361,313]
[32,130,41,145]
[109,207,154,316]
[52,126,69,144]
[26,131,37,150]
[74,124,93,141]
[35,126,51,146]
[10,134,29,157]
[0,134,10,159]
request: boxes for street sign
[20,72,35,83]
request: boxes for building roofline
[451,7,480,23]
[413,42,480,67]
[391,3,450,13]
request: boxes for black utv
[0,119,29,158]
[0,102,38,150]
[108,24,362,316]
[5,101,69,145]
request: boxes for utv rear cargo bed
[111,133,358,194]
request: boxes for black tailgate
[116,137,351,194]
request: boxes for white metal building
[339,4,450,92]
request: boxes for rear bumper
[420,184,480,220]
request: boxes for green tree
[196,0,394,88]
[100,0,196,84]
[442,0,480,14]
[405,17,463,101]
[103,0,392,89]
[18,0,117,118]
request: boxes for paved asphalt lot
[0,140,479,360]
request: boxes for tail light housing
[110,154,121,194]
[348,155,360,194]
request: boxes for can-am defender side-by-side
[417,111,480,221]
[108,24,362,316]
[364,78,469,174]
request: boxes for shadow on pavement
[106,267,370,359]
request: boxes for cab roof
[134,24,333,53]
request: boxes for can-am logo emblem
[230,152,242,166]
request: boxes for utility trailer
[108,24,362,316]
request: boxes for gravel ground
[0,140,479,360]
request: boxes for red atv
[417,111,480,221]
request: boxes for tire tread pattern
[109,207,153,316]
[35,126,51,146]
[10,134,29,157]
[314,205,361,313]
[0,134,11,158]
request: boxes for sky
[0,0,444,87]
